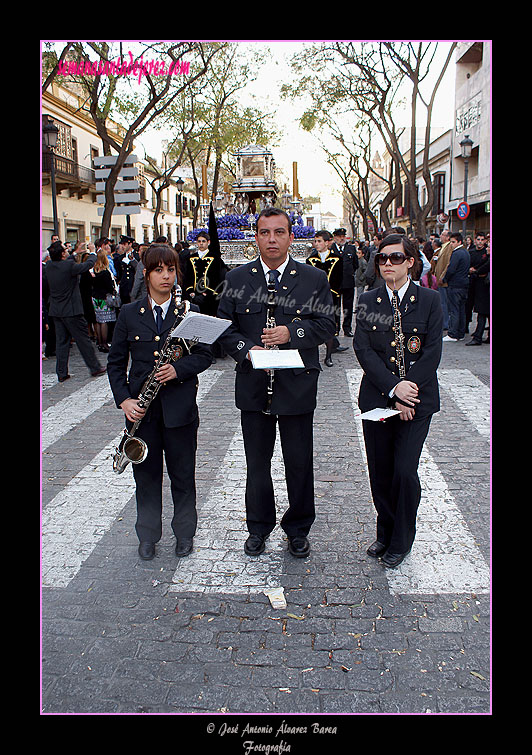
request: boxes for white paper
[359,407,401,421]
[170,312,231,344]
[264,586,287,609]
[250,349,305,370]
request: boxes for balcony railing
[42,152,95,185]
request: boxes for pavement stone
[41,317,491,732]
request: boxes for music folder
[250,349,305,370]
[358,408,401,421]
[170,312,231,344]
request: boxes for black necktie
[154,305,164,333]
[268,269,280,291]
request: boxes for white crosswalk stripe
[436,368,490,437]
[41,371,223,588]
[346,369,490,595]
[169,430,287,595]
[42,376,113,450]
[42,367,490,596]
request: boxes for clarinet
[390,288,406,379]
[262,278,278,415]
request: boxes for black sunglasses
[375,251,410,265]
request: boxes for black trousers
[362,413,432,554]
[53,315,102,379]
[240,410,315,538]
[133,399,199,543]
[341,287,355,333]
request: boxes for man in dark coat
[331,228,358,336]
[216,208,336,559]
[44,241,106,382]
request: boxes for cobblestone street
[41,326,491,726]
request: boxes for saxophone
[112,288,194,474]
[390,288,406,379]
[262,276,278,415]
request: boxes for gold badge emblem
[407,335,421,353]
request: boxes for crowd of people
[41,214,490,568]
[42,224,490,371]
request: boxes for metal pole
[49,150,59,237]
[462,157,469,237]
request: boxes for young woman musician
[353,234,443,568]
[107,244,212,561]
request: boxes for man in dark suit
[353,234,443,568]
[216,208,336,559]
[114,234,138,305]
[331,228,358,336]
[45,241,106,382]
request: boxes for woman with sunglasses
[353,234,443,568]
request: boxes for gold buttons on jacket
[135,335,140,340]
[155,335,160,341]
[390,356,395,362]
[154,351,159,357]
[391,341,396,347]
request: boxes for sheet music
[249,349,305,370]
[170,312,231,344]
[358,408,401,421]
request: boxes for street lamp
[176,177,185,241]
[43,119,60,237]
[460,134,474,236]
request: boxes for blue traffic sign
[457,202,470,220]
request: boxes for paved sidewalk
[41,323,491,725]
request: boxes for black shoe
[332,346,349,353]
[287,536,310,558]
[91,367,107,377]
[366,540,387,558]
[466,339,482,346]
[381,549,410,568]
[58,374,71,383]
[343,330,354,337]
[244,534,266,556]
[138,542,155,560]
[175,537,193,557]
[324,356,333,367]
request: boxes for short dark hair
[196,231,210,242]
[48,241,64,261]
[256,207,292,234]
[450,232,463,243]
[315,230,332,242]
[96,237,110,248]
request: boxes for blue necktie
[268,269,280,291]
[154,305,164,333]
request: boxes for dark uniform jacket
[216,256,336,415]
[107,295,212,428]
[331,242,359,289]
[114,254,138,303]
[353,281,443,418]
[183,250,226,316]
[306,249,343,299]
[45,254,96,317]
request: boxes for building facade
[42,82,198,251]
